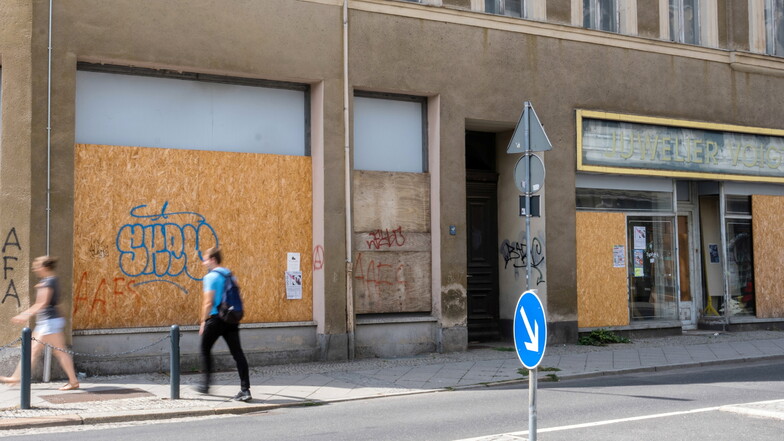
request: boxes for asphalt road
[4,360,783,441]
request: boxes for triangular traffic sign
[506,102,553,154]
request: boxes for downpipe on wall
[42,0,54,382]
[343,0,355,360]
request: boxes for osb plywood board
[353,170,430,232]
[353,231,431,253]
[752,195,784,318]
[576,211,629,328]
[352,251,432,313]
[352,170,431,314]
[73,144,312,329]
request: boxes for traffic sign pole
[529,371,537,441]
[524,103,532,291]
[514,290,547,441]
[508,102,551,441]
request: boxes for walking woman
[0,256,80,390]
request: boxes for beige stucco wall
[51,0,348,335]
[0,0,34,346]
[3,0,784,351]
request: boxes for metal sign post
[507,102,551,290]
[514,290,547,441]
[507,102,551,441]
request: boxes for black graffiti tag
[2,227,22,307]
[499,237,545,285]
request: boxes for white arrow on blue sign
[513,290,547,369]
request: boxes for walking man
[197,247,251,401]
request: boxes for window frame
[484,0,526,18]
[353,91,429,173]
[660,0,717,47]
[582,0,620,33]
[668,0,701,45]
[472,0,546,20]
[765,0,784,56]
[571,0,638,35]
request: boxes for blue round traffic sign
[513,290,547,369]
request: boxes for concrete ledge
[355,315,438,358]
[73,324,319,376]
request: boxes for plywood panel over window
[752,195,784,318]
[73,144,312,329]
[576,211,629,327]
[352,170,431,314]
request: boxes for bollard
[170,325,180,400]
[20,327,31,409]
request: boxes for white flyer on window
[633,226,646,249]
[285,271,302,300]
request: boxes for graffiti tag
[2,227,21,307]
[116,202,218,293]
[365,226,406,250]
[500,236,545,285]
[353,252,408,297]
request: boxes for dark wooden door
[466,172,501,341]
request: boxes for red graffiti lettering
[91,278,109,313]
[365,226,406,250]
[353,253,408,298]
[313,245,324,270]
[73,271,89,315]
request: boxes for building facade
[1,0,783,374]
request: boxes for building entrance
[465,131,501,341]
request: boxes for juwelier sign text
[577,110,784,183]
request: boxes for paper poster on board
[287,252,301,271]
[285,271,302,300]
[613,245,625,268]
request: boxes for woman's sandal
[58,382,79,391]
[0,376,20,385]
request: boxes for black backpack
[213,269,244,324]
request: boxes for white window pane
[767,0,784,55]
[354,96,424,173]
[584,0,617,32]
[683,0,699,44]
[76,71,306,155]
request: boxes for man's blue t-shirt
[203,267,230,317]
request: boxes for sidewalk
[2,330,784,431]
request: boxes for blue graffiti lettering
[116,202,218,284]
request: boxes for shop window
[669,0,700,44]
[353,93,427,173]
[725,195,751,215]
[725,219,755,316]
[766,0,784,56]
[576,188,673,211]
[628,217,678,321]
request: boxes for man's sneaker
[193,384,209,395]
[232,390,252,402]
